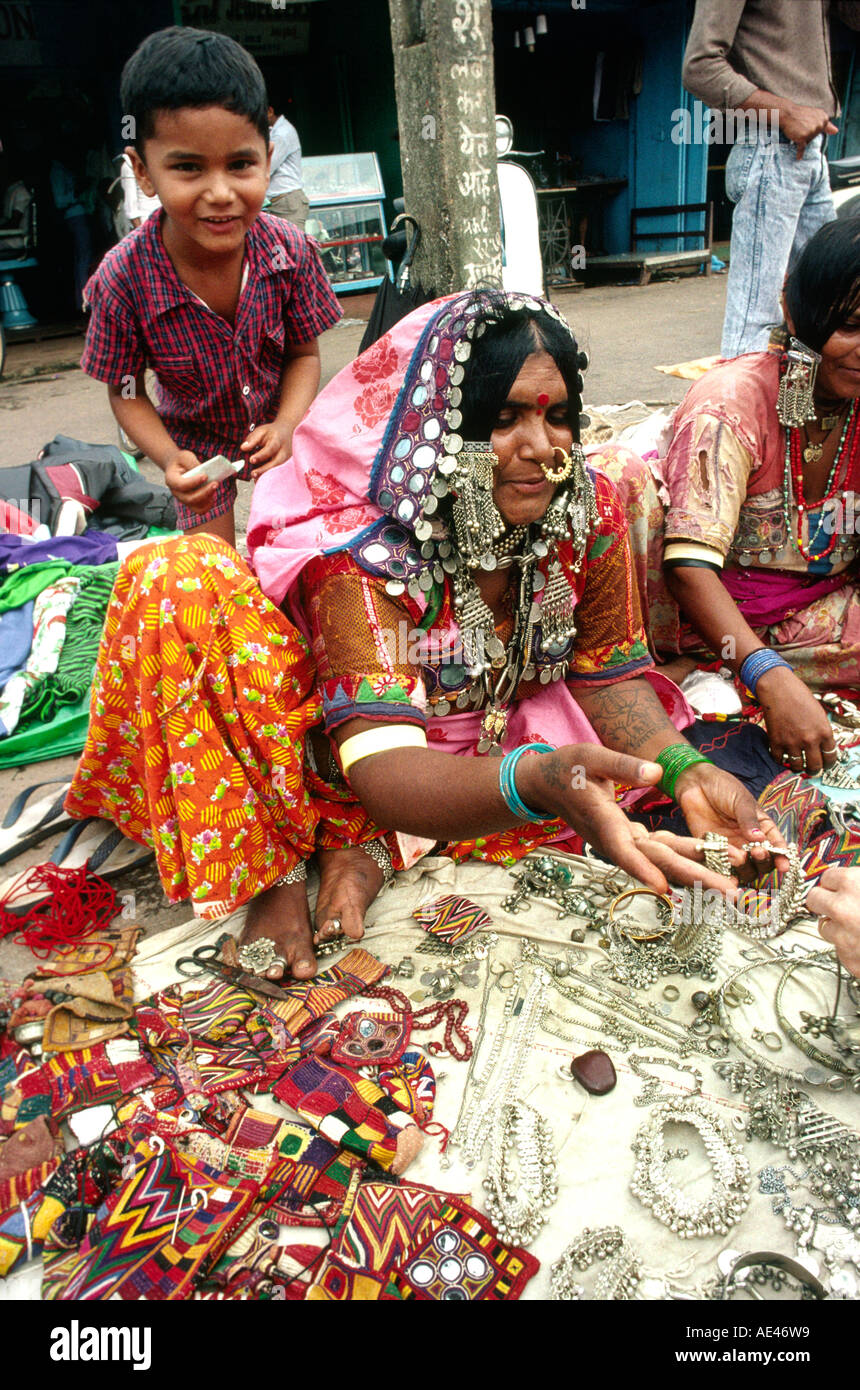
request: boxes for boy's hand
[241,422,293,478]
[164,451,218,514]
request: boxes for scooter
[829,154,860,219]
[495,115,545,297]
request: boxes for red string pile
[0,863,118,958]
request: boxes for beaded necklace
[782,399,860,562]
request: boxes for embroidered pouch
[273,1056,421,1172]
[387,1197,539,1301]
[412,894,492,944]
[330,1010,411,1068]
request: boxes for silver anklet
[361,838,395,886]
[274,861,307,886]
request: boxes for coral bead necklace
[783,398,860,562]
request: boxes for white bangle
[339,725,428,774]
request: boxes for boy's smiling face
[127,105,271,260]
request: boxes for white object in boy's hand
[182,455,244,485]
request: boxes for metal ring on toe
[238,937,287,975]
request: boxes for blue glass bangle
[738,648,793,696]
[498,742,554,823]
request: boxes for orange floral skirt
[67,537,580,917]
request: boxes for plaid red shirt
[81,211,342,462]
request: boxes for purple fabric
[720,565,849,627]
[0,531,118,574]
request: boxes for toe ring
[238,937,286,975]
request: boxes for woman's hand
[807,868,860,977]
[520,744,739,895]
[674,761,788,867]
[755,666,840,775]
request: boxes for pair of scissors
[174,941,296,1001]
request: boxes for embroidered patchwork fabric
[307,1180,448,1301]
[264,1118,364,1227]
[389,1199,539,1301]
[3,1041,156,1130]
[274,1055,420,1171]
[378,1049,436,1123]
[41,1139,256,1301]
[0,1135,126,1278]
[330,1010,412,1068]
[308,1183,538,1302]
[412,894,493,944]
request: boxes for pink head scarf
[246,289,575,610]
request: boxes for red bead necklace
[784,398,860,562]
[362,982,473,1061]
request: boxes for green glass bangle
[654,743,713,799]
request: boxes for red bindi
[536,392,549,416]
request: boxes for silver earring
[776,337,821,429]
[450,444,505,570]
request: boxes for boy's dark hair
[460,290,587,443]
[121,26,269,152]
[784,216,860,353]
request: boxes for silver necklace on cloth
[630,1097,752,1237]
[448,942,560,1245]
[628,1052,704,1107]
[549,1226,642,1300]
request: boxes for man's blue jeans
[722,134,834,358]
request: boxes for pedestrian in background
[683,0,860,359]
[266,101,310,233]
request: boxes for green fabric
[18,563,118,728]
[0,691,91,768]
[0,561,72,614]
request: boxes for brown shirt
[682,0,860,118]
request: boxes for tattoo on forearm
[541,753,569,792]
[577,680,670,754]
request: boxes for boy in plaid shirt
[82,26,341,544]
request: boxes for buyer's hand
[807,868,860,977]
[164,451,218,514]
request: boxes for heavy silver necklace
[630,1097,752,1237]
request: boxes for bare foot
[313,844,386,947]
[657,656,698,685]
[239,876,317,981]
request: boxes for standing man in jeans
[266,102,310,233]
[683,1,860,359]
